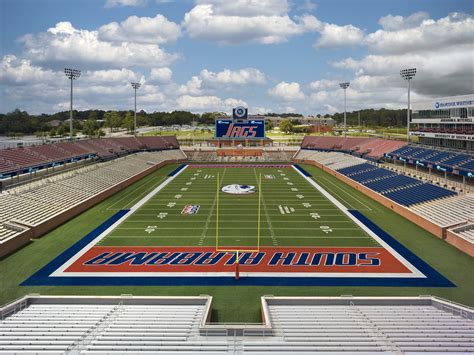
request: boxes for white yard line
[199,168,227,246]
[254,168,278,246]
[318,175,373,212]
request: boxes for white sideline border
[51,164,424,279]
[51,165,188,276]
[292,166,424,278]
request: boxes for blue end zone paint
[169,164,187,176]
[22,210,454,287]
[348,210,454,287]
[293,164,311,177]
[21,210,129,286]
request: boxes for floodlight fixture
[131,82,141,136]
[339,82,350,136]
[400,68,416,142]
[64,68,81,140]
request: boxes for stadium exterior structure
[0,294,473,353]
[410,94,474,151]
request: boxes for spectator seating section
[0,136,180,175]
[410,194,474,228]
[0,150,185,243]
[389,146,474,172]
[295,150,458,207]
[301,136,408,159]
[449,223,474,243]
[1,295,472,353]
[336,162,457,206]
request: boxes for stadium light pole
[131,82,141,136]
[64,68,81,140]
[400,68,416,143]
[339,82,350,137]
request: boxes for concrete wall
[445,230,474,257]
[293,158,472,257]
[0,158,184,259]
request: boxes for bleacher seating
[2,295,472,353]
[0,150,185,243]
[389,146,474,172]
[410,194,474,228]
[336,162,456,206]
[450,223,474,243]
[0,136,180,176]
[300,136,408,159]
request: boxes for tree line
[0,107,409,137]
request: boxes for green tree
[279,119,294,134]
[104,111,122,133]
[122,112,134,133]
[49,128,57,137]
[83,118,98,137]
[56,125,66,137]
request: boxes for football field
[98,164,378,249]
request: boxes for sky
[0,0,473,116]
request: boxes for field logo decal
[181,204,200,215]
[222,184,256,195]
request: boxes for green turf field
[99,166,377,249]
[1,162,473,323]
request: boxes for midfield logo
[222,184,256,194]
[181,204,200,215]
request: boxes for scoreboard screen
[215,120,265,139]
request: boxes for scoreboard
[215,119,265,139]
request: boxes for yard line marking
[254,168,278,246]
[199,168,227,246]
[105,235,371,239]
[318,175,373,211]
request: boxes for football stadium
[1,0,474,353]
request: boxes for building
[410,94,474,151]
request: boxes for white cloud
[149,67,173,83]
[105,0,147,8]
[366,12,474,54]
[98,14,181,44]
[309,79,338,91]
[378,11,430,31]
[176,94,246,111]
[196,0,289,16]
[315,23,364,48]
[178,67,266,94]
[179,76,203,95]
[83,68,142,84]
[268,81,305,101]
[200,68,266,86]
[183,1,320,44]
[20,22,178,69]
[0,55,60,85]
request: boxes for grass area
[1,162,473,323]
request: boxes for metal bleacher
[0,150,185,244]
[1,295,472,354]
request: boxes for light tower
[339,82,350,137]
[64,68,81,140]
[131,82,141,136]
[400,68,416,143]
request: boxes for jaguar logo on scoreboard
[233,106,248,119]
[215,119,265,139]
